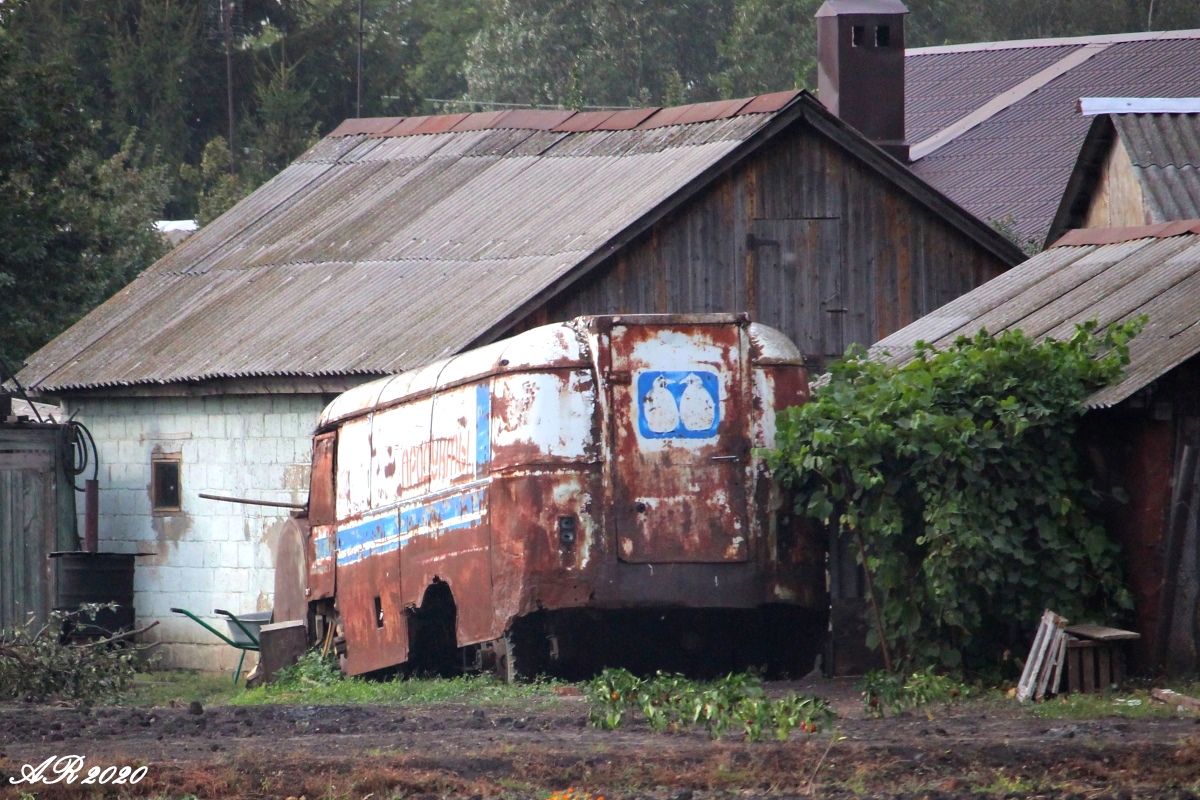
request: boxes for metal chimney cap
[816,0,908,17]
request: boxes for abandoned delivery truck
[299,313,824,678]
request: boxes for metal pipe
[84,479,99,552]
[199,492,306,510]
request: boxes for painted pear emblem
[642,375,680,433]
[678,373,715,431]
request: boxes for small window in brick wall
[875,25,891,47]
[152,453,182,512]
[851,24,865,47]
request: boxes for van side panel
[398,382,495,647]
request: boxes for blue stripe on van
[475,382,490,474]
[335,486,487,567]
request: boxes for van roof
[317,314,801,428]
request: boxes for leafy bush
[0,604,153,702]
[860,667,966,717]
[767,321,1142,670]
[583,668,834,741]
[270,649,344,687]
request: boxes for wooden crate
[1063,624,1140,694]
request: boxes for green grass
[230,671,563,707]
[112,654,566,709]
[116,670,242,707]
[1026,679,1200,720]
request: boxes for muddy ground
[1,681,1199,800]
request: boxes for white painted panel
[370,397,433,505]
[336,415,374,518]
[492,371,594,461]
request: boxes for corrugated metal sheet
[872,228,1200,408]
[1112,113,1200,221]
[907,34,1200,244]
[20,105,777,391]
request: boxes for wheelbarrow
[169,607,272,683]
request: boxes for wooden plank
[1082,648,1095,693]
[1068,648,1082,694]
[1017,614,1051,702]
[1064,624,1141,642]
[1114,650,1125,685]
[1151,688,1200,713]
[1097,646,1112,690]
[1050,630,1069,697]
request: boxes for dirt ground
[1,679,1199,800]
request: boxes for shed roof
[905,29,1200,245]
[1049,111,1200,243]
[871,221,1200,408]
[20,91,1018,394]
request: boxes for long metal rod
[199,492,306,510]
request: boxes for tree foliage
[0,14,168,367]
[766,321,1144,670]
[2,0,1198,363]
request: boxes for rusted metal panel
[494,109,576,130]
[305,434,337,600]
[553,111,618,132]
[608,321,749,563]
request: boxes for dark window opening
[851,25,865,47]
[152,455,182,512]
[374,596,385,628]
[875,25,890,47]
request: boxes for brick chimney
[816,0,909,162]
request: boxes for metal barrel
[53,552,136,633]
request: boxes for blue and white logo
[637,370,720,439]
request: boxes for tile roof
[872,221,1200,408]
[905,30,1200,244]
[19,91,1015,393]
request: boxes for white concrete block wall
[64,393,327,671]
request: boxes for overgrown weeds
[583,668,834,740]
[859,667,968,717]
[0,603,156,702]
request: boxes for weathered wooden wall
[516,123,1009,370]
[0,425,76,631]
[1084,355,1200,675]
[1083,139,1149,231]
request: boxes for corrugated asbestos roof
[905,30,1200,244]
[1113,112,1200,221]
[870,222,1200,408]
[23,90,1015,392]
[1048,112,1200,244]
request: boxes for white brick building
[63,391,346,670]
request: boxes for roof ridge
[907,27,1200,56]
[910,43,1110,161]
[327,91,801,139]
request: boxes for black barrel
[52,552,136,634]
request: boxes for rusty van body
[303,314,824,677]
